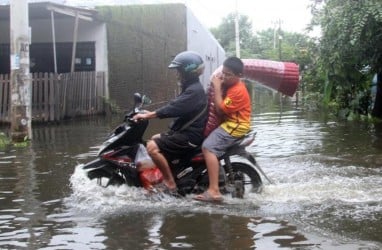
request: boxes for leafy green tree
[309,0,382,118]
[256,28,312,64]
[211,13,312,65]
[210,13,260,58]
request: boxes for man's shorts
[153,131,198,159]
[202,126,240,158]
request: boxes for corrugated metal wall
[97,4,187,110]
[186,9,225,90]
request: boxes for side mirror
[133,93,142,107]
[141,95,152,105]
[133,93,152,112]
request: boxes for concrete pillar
[10,0,32,142]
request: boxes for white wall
[186,8,225,89]
[0,17,108,73]
[30,18,108,74]
[0,16,109,97]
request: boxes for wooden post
[51,10,58,74]
[10,0,32,142]
[70,12,79,73]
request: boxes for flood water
[0,101,382,249]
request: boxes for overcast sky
[2,0,314,34]
[184,0,313,33]
[55,0,313,33]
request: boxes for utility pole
[277,19,283,61]
[10,0,32,142]
[273,25,276,49]
[235,0,240,58]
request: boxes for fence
[0,71,106,123]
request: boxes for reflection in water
[0,118,113,249]
[251,218,314,249]
[0,107,381,249]
[154,214,255,249]
[0,145,48,249]
[44,213,107,249]
[87,211,319,249]
[372,122,382,152]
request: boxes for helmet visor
[168,61,181,68]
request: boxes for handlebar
[124,111,148,123]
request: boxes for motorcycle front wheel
[83,160,125,187]
[226,162,263,198]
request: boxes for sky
[3,0,314,34]
[32,0,314,33]
[184,0,313,33]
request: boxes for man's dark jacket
[155,78,207,145]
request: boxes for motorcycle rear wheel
[228,162,263,197]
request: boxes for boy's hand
[211,74,223,89]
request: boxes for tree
[211,13,312,65]
[256,28,312,64]
[210,13,259,58]
[309,0,382,118]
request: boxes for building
[0,1,225,121]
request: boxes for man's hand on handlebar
[132,111,157,122]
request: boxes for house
[0,1,108,121]
[0,1,225,121]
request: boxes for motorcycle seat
[221,130,256,159]
[236,130,256,147]
[189,131,256,162]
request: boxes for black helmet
[168,51,204,81]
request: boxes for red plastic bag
[139,167,163,189]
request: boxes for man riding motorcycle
[133,51,207,194]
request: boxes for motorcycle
[82,93,269,198]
